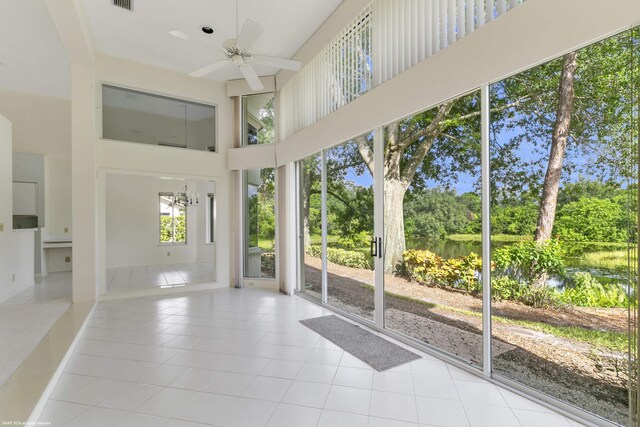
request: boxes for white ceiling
[0,0,343,100]
[82,0,343,82]
[0,0,70,99]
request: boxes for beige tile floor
[37,287,588,427]
[106,263,215,293]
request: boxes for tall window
[159,192,186,244]
[244,169,276,278]
[206,193,215,244]
[242,93,274,146]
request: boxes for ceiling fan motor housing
[224,45,252,64]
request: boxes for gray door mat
[300,315,421,371]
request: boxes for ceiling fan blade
[236,19,263,50]
[253,55,301,71]
[189,59,229,78]
[239,64,264,91]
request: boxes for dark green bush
[491,276,525,301]
[559,272,629,308]
[554,197,627,243]
[493,240,565,284]
[306,245,372,269]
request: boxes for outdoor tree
[352,93,482,271]
[491,29,639,243]
[300,28,638,273]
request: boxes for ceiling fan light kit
[186,7,301,91]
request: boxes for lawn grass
[580,250,632,270]
[448,234,532,242]
[440,306,627,353]
[360,282,625,352]
[309,235,340,245]
[257,239,275,251]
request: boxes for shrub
[493,240,565,285]
[490,204,538,235]
[491,276,525,301]
[490,275,561,307]
[403,249,483,292]
[559,272,629,308]
[554,197,626,243]
[306,245,372,269]
[337,231,370,250]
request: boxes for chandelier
[184,184,199,207]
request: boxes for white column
[481,84,492,376]
[70,63,97,303]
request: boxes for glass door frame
[294,84,636,427]
[296,129,385,328]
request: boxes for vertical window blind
[280,0,524,139]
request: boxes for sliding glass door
[382,91,483,367]
[325,133,377,321]
[296,26,639,427]
[299,153,323,302]
[487,28,638,426]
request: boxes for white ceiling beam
[44,0,95,65]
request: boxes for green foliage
[490,275,561,307]
[248,168,276,249]
[554,197,626,242]
[559,272,629,308]
[404,189,480,242]
[327,184,374,242]
[493,240,565,284]
[490,204,538,235]
[174,214,185,242]
[490,28,639,204]
[160,215,173,242]
[491,276,526,302]
[403,249,483,292]
[557,178,625,206]
[306,245,372,269]
[337,231,370,250]
[160,214,185,243]
[581,249,631,270]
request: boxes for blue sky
[338,128,606,195]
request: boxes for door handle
[370,238,377,257]
[378,237,382,259]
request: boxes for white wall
[0,88,72,239]
[106,174,204,268]
[0,114,35,302]
[0,114,14,300]
[45,157,72,236]
[96,54,233,287]
[0,88,70,160]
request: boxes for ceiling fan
[188,18,302,91]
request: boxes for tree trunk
[534,51,578,243]
[384,178,408,272]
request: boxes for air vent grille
[113,0,132,11]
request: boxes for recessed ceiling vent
[112,0,132,11]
